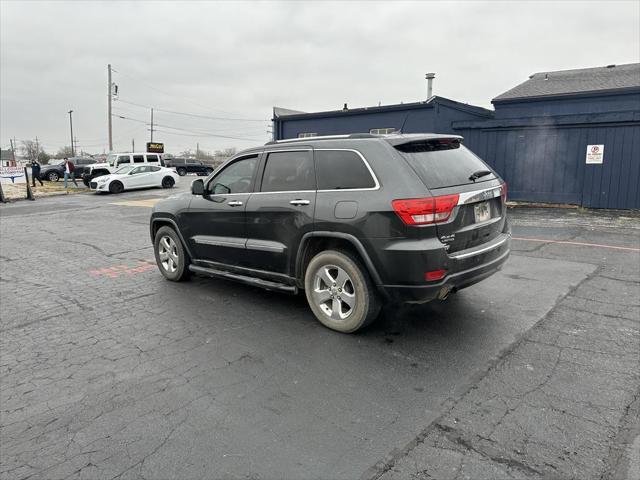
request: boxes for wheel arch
[295,232,384,290]
[150,216,194,259]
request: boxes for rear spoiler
[383,134,463,148]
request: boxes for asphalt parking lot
[1,184,639,480]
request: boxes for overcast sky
[1,0,639,155]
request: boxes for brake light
[392,194,459,225]
[501,183,507,203]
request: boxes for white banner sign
[586,144,604,164]
[0,166,26,184]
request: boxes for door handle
[290,199,310,206]
[228,200,243,207]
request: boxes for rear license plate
[474,201,491,223]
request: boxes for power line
[112,106,268,135]
[116,99,266,122]
[111,66,266,120]
[112,114,264,142]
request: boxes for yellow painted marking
[110,198,163,208]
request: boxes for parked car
[90,165,179,193]
[150,133,510,333]
[40,157,97,182]
[83,152,164,186]
[164,158,214,176]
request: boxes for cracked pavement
[1,186,639,480]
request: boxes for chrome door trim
[192,235,246,249]
[245,239,286,253]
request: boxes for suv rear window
[396,139,495,189]
[316,150,375,190]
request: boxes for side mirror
[192,179,205,195]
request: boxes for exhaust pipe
[437,285,457,300]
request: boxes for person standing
[30,160,43,187]
[63,157,78,189]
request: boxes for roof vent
[606,64,616,68]
[343,103,348,111]
[544,73,549,80]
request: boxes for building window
[370,128,397,135]
[297,132,318,138]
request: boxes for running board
[188,265,298,294]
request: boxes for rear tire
[162,176,175,188]
[304,250,380,333]
[154,226,190,281]
[177,167,187,176]
[109,181,124,194]
[47,172,59,182]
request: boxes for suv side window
[133,155,145,163]
[117,155,131,165]
[316,150,376,190]
[146,154,159,163]
[209,155,258,194]
[260,151,315,192]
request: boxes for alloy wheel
[158,236,179,273]
[312,264,356,320]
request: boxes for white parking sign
[586,144,604,164]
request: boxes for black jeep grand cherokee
[150,133,510,333]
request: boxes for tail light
[392,194,459,225]
[501,183,507,203]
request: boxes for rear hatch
[394,137,506,253]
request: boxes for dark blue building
[273,63,640,209]
[272,96,493,140]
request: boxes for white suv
[83,152,164,185]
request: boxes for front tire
[109,181,124,194]
[162,176,175,188]
[304,250,380,333]
[154,226,190,281]
[177,167,187,176]
[47,172,59,182]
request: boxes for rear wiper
[469,170,492,182]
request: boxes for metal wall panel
[459,124,640,209]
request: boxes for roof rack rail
[265,133,377,145]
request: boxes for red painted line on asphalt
[90,260,157,278]
[512,237,640,252]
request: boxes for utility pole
[150,108,154,142]
[68,110,75,156]
[132,138,135,152]
[9,138,16,166]
[196,142,199,158]
[108,64,113,152]
[35,136,39,160]
[74,137,79,155]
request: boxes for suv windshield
[396,139,496,189]
[107,154,118,166]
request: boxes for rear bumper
[379,233,511,304]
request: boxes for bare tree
[20,140,40,162]
[55,146,74,159]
